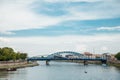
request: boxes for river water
[0,61,120,80]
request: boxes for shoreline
[107,61,120,67]
[0,61,39,71]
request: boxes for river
[0,61,120,80]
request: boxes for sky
[0,0,120,56]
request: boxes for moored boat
[7,68,17,71]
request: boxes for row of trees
[0,47,27,61]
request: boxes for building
[84,52,93,58]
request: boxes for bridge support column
[27,60,29,64]
[84,60,88,65]
[101,60,107,64]
[46,60,50,65]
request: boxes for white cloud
[0,0,120,35]
[44,0,102,3]
[44,0,120,20]
[97,26,120,31]
[64,0,120,20]
[0,30,15,35]
[0,37,10,43]
[0,0,61,34]
[0,34,120,56]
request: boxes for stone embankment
[0,61,39,71]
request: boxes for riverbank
[0,61,39,71]
[107,60,120,67]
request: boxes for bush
[115,52,120,60]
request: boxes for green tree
[11,52,16,61]
[0,47,28,61]
[0,48,2,60]
[0,56,6,61]
[1,47,15,61]
[20,53,27,60]
[115,52,120,60]
[0,48,2,55]
[16,52,21,60]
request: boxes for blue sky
[0,0,120,56]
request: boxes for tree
[16,52,21,60]
[0,48,2,55]
[11,52,16,61]
[0,56,6,61]
[115,52,120,60]
[20,53,27,60]
[1,47,15,61]
[0,47,28,61]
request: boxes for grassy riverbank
[107,62,120,67]
[0,61,39,71]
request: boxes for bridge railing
[27,56,107,61]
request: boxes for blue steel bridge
[27,51,107,65]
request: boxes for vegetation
[0,47,27,61]
[115,52,120,60]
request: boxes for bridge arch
[47,51,84,58]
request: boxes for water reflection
[0,68,27,80]
[0,61,120,80]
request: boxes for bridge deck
[27,58,107,61]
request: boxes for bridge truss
[27,51,107,65]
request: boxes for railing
[27,57,107,61]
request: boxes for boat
[7,68,17,71]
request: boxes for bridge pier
[84,60,88,65]
[46,60,50,65]
[101,60,107,64]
